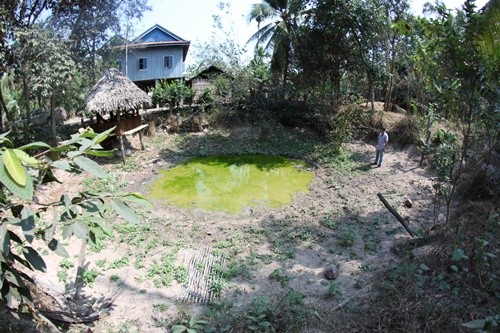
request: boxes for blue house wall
[118,24,190,88]
[140,29,177,42]
[123,47,185,81]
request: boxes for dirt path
[32,135,436,332]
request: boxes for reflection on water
[148,155,314,214]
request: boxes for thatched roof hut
[85,68,152,161]
[85,68,151,113]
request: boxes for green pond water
[148,155,314,214]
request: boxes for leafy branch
[0,126,151,319]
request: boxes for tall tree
[247,2,273,49]
[476,0,499,68]
[47,0,150,82]
[0,0,50,63]
[189,2,245,72]
[247,0,306,85]
[14,25,80,140]
[297,0,385,108]
[118,0,151,77]
[411,0,498,223]
[248,47,271,98]
[0,0,51,130]
[380,0,411,111]
[0,0,151,132]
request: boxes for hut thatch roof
[85,68,151,113]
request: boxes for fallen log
[377,192,415,237]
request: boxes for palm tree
[476,0,499,63]
[247,3,273,31]
[247,0,304,85]
[247,2,273,54]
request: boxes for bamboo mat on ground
[178,247,224,304]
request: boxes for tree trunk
[384,34,396,112]
[117,111,126,163]
[125,42,129,77]
[22,70,31,122]
[331,73,341,110]
[283,55,288,87]
[74,239,87,300]
[50,94,57,142]
[371,90,375,111]
[92,34,96,83]
[367,76,375,111]
[0,85,7,131]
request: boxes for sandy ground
[28,124,436,332]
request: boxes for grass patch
[338,224,359,247]
[57,258,74,283]
[363,227,382,255]
[153,303,169,312]
[215,260,253,280]
[153,126,318,161]
[199,290,312,332]
[314,149,357,174]
[82,268,100,288]
[269,268,292,287]
[109,256,129,269]
[323,280,342,299]
[146,252,187,288]
[96,259,107,269]
[81,174,126,193]
[119,158,141,172]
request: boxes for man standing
[373,127,389,167]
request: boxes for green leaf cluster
[150,79,195,110]
[171,316,211,333]
[0,127,151,316]
[429,128,459,182]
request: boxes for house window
[138,57,147,70]
[117,60,122,72]
[163,55,173,68]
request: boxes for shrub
[150,79,194,111]
[391,115,420,146]
[329,103,367,153]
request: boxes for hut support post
[117,111,126,163]
[137,108,144,150]
[139,131,145,150]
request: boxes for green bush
[391,115,420,146]
[150,79,194,110]
[329,103,367,154]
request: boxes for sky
[135,0,489,66]
[135,0,257,65]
